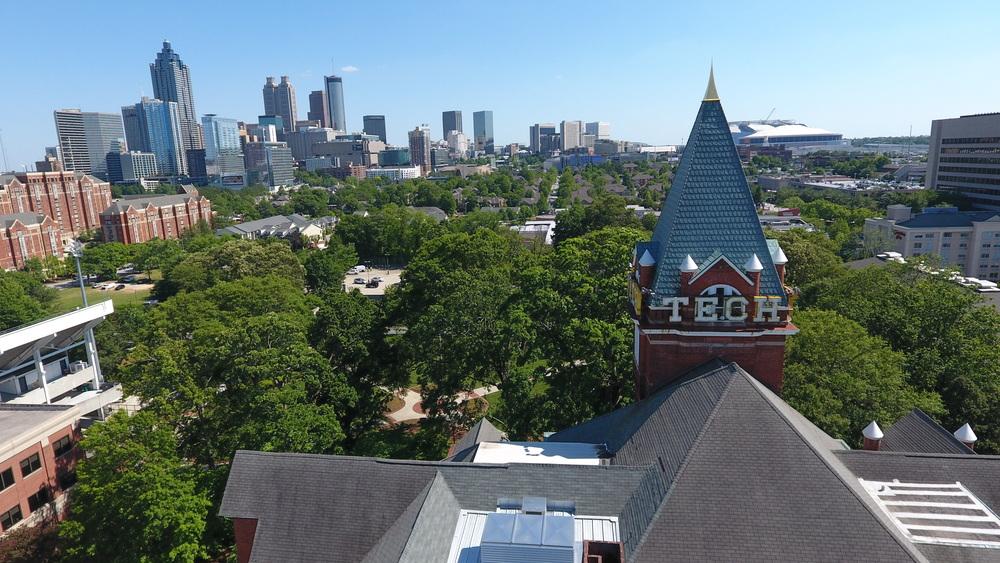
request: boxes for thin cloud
[341,65,360,73]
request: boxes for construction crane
[762,108,776,122]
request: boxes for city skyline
[1,0,999,169]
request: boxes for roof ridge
[362,472,439,562]
[742,376,927,562]
[628,365,740,558]
[909,408,975,454]
[835,449,1000,461]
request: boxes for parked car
[365,280,380,288]
[353,265,367,273]
[347,267,359,275]
[353,277,366,285]
[114,284,126,290]
[371,276,384,283]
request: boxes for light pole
[68,240,105,420]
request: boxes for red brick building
[100,186,213,244]
[630,70,797,398]
[0,172,112,242]
[0,405,82,536]
[0,213,63,270]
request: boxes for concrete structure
[446,131,468,157]
[100,186,212,244]
[285,127,337,161]
[0,214,62,270]
[511,219,556,245]
[473,110,494,154]
[324,75,346,132]
[864,205,1000,280]
[311,135,385,167]
[107,151,158,184]
[408,126,432,173]
[244,142,295,188]
[218,214,336,247]
[121,97,187,176]
[442,110,462,139]
[262,76,297,133]
[362,115,387,143]
[52,110,125,179]
[365,166,421,181]
[34,155,63,173]
[925,112,1000,211]
[0,405,82,537]
[307,90,329,128]
[0,172,112,242]
[585,121,610,140]
[150,41,201,151]
[758,214,817,232]
[560,120,582,151]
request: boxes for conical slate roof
[649,72,785,303]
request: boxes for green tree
[134,239,186,280]
[767,229,845,288]
[0,273,48,331]
[783,309,942,445]
[60,412,211,563]
[81,242,134,279]
[303,240,359,292]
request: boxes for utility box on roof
[480,512,575,563]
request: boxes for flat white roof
[743,124,839,139]
[470,441,604,465]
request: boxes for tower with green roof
[630,68,797,398]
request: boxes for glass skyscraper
[122,98,186,176]
[202,114,244,177]
[363,115,387,143]
[150,41,202,151]
[53,109,125,178]
[473,110,494,154]
[324,75,346,132]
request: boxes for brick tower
[630,67,797,399]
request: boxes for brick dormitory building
[220,71,1000,563]
[99,185,212,244]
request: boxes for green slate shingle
[648,98,786,304]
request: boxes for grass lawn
[52,286,152,313]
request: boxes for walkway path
[386,385,498,423]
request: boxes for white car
[371,276,384,283]
[347,267,359,275]
[353,265,367,273]
[353,277,366,285]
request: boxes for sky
[1,0,998,171]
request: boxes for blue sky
[1,0,998,170]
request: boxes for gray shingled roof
[447,418,506,460]
[0,212,47,228]
[881,408,974,455]
[646,96,785,304]
[221,362,999,563]
[102,192,201,214]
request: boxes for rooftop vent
[860,479,1000,549]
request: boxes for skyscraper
[308,90,330,128]
[926,113,1000,211]
[560,120,583,151]
[585,121,611,140]
[263,76,298,133]
[408,126,431,174]
[442,110,463,138]
[202,114,245,177]
[149,41,202,151]
[530,123,557,154]
[122,97,187,176]
[324,75,346,132]
[53,109,126,178]
[473,110,494,154]
[363,115,387,143]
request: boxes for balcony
[6,364,97,406]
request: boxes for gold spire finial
[703,63,719,102]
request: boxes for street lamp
[67,240,88,307]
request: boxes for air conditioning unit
[68,361,88,374]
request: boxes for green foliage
[159,239,304,296]
[81,242,134,279]
[784,309,941,445]
[767,229,845,287]
[303,240,359,292]
[133,239,185,279]
[554,193,642,244]
[335,205,445,263]
[0,272,50,331]
[60,412,211,563]
[284,187,333,217]
[198,185,274,225]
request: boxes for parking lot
[342,267,403,297]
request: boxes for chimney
[744,253,763,294]
[638,249,656,287]
[862,421,883,451]
[954,423,977,451]
[771,246,788,286]
[679,254,698,288]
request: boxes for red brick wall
[101,197,212,244]
[3,173,112,241]
[0,422,80,534]
[234,518,258,563]
[0,217,63,270]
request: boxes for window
[0,468,13,492]
[58,471,77,491]
[27,489,50,513]
[0,505,22,531]
[944,232,953,237]
[942,243,951,248]
[19,454,41,477]
[982,254,991,259]
[52,435,73,457]
[914,243,923,249]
